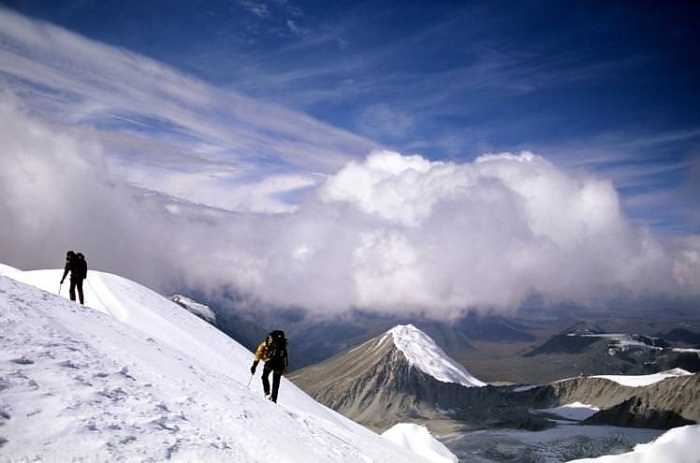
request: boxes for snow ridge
[0,268,437,462]
[389,324,485,387]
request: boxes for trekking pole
[246,374,253,388]
[58,282,62,296]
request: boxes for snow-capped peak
[388,324,485,387]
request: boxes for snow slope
[568,424,700,463]
[389,324,485,387]
[382,423,457,463]
[591,369,692,387]
[0,266,436,462]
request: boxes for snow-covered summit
[170,294,217,323]
[388,324,486,387]
[0,266,438,462]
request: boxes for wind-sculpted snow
[0,269,434,462]
[171,294,217,323]
[388,324,485,387]
[592,369,692,387]
[568,424,700,463]
[382,423,457,463]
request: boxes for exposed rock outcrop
[581,374,700,428]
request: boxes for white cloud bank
[302,150,697,315]
[0,7,698,319]
[1,93,698,318]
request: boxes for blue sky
[3,0,699,233]
[1,1,699,317]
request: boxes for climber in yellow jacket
[250,330,288,403]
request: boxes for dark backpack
[265,330,287,361]
[75,253,88,279]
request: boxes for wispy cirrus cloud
[0,7,378,212]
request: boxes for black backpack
[265,330,287,361]
[75,253,88,279]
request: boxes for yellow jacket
[252,336,288,373]
[253,341,269,362]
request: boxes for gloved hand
[60,278,64,284]
[250,362,257,375]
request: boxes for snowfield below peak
[388,324,485,387]
[591,369,693,387]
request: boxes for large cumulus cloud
[241,149,697,315]
[2,95,698,319]
[175,149,699,317]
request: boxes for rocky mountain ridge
[289,325,699,433]
[550,373,700,429]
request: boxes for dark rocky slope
[549,374,700,429]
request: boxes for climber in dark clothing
[250,330,288,403]
[61,250,88,304]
